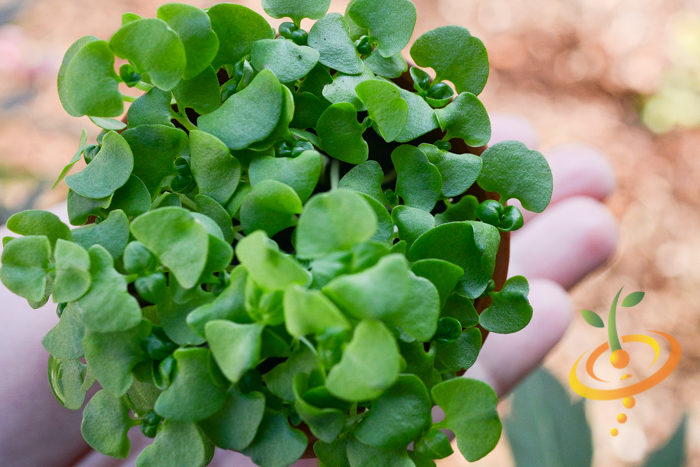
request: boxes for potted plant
[0,0,554,466]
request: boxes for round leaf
[435,92,491,147]
[411,259,464,307]
[477,141,553,213]
[308,13,364,75]
[72,210,130,259]
[347,0,417,58]
[241,411,308,467]
[58,37,123,117]
[316,103,369,164]
[109,175,152,219]
[127,87,174,128]
[391,145,442,211]
[207,4,274,69]
[199,387,265,451]
[360,194,394,243]
[42,303,85,360]
[172,66,222,115]
[6,209,72,251]
[338,160,388,204]
[236,231,310,291]
[391,205,435,248]
[189,130,241,205]
[136,420,209,467]
[66,131,133,199]
[110,18,187,91]
[419,143,482,197]
[0,235,50,303]
[205,320,264,383]
[434,327,482,372]
[198,69,283,151]
[391,273,440,342]
[326,320,401,401]
[53,239,91,303]
[322,64,375,111]
[296,189,378,259]
[395,88,438,143]
[479,276,533,334]
[284,285,351,338]
[262,0,331,23]
[364,50,408,79]
[249,150,323,202]
[356,79,408,143]
[81,390,132,458]
[293,373,345,443]
[251,39,320,84]
[156,3,219,80]
[410,26,489,95]
[239,180,303,237]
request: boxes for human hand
[0,113,617,467]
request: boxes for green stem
[170,110,197,131]
[135,81,153,92]
[233,231,245,242]
[608,287,624,351]
[121,93,137,103]
[330,159,340,190]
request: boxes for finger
[489,113,539,150]
[509,196,618,290]
[465,279,573,397]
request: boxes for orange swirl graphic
[569,331,680,400]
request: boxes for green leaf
[395,88,438,143]
[323,253,409,321]
[293,373,345,443]
[249,150,323,202]
[410,221,500,299]
[284,285,350,338]
[356,80,408,142]
[393,273,441,342]
[172,66,221,115]
[65,131,133,199]
[89,116,126,131]
[308,13,364,75]
[326,320,401,401]
[355,375,431,448]
[110,18,186,90]
[297,189,378,259]
[263,0,331,23]
[122,124,188,197]
[392,205,434,248]
[316,103,369,164]
[252,39,320,84]
[622,291,645,308]
[42,303,85,360]
[131,207,209,289]
[6,209,72,251]
[109,175,151,219]
[360,194,394,243]
[241,411,308,467]
[67,190,112,226]
[643,414,687,467]
[199,69,283,151]
[58,37,123,117]
[365,50,408,79]
[398,340,437,393]
[157,285,213,345]
[156,3,219,80]
[315,438,351,467]
[338,160,388,204]
[347,0,417,58]
[434,327,482,372]
[411,259,464,307]
[264,345,319,401]
[435,92,491,146]
[199,387,265,451]
[249,82,295,152]
[127,87,175,128]
[580,310,604,328]
[435,196,479,225]
[0,236,50,303]
[392,145,442,211]
[189,130,241,205]
[477,141,553,213]
[53,239,91,303]
[48,357,89,410]
[187,266,250,337]
[441,293,479,328]
[195,195,234,244]
[414,429,453,461]
[136,420,210,467]
[346,436,416,467]
[155,348,228,421]
[72,209,130,259]
[205,320,263,383]
[322,64,375,111]
[83,320,151,396]
[240,180,303,237]
[299,62,334,97]
[207,4,274,69]
[291,91,331,130]
[410,26,489,95]
[504,367,593,467]
[75,245,141,332]
[54,129,89,188]
[419,144,482,197]
[81,390,132,458]
[432,378,501,462]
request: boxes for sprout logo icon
[569,288,681,437]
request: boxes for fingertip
[489,113,540,150]
[546,143,616,202]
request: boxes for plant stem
[607,287,624,351]
[135,81,153,92]
[170,110,197,131]
[233,231,245,241]
[121,93,137,103]
[330,159,340,190]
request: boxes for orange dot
[623,396,635,409]
[610,349,630,369]
[611,428,619,436]
[617,413,627,423]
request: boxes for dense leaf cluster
[0,1,554,466]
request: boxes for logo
[569,288,681,437]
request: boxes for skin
[0,113,618,467]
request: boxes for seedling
[0,1,554,466]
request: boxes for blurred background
[0,0,698,465]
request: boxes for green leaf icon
[622,291,645,308]
[581,309,604,328]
